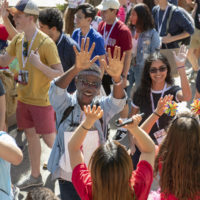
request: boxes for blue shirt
[168,0,178,5]
[72,27,105,66]
[0,132,15,200]
[47,79,126,180]
[152,5,194,49]
[56,33,79,93]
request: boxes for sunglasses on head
[23,41,28,57]
[149,65,167,74]
[79,78,101,89]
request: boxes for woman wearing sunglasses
[130,45,192,167]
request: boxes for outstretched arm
[121,115,155,167]
[55,38,99,89]
[68,105,103,170]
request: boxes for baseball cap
[96,0,120,11]
[9,0,39,16]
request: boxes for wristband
[177,66,185,70]
[153,111,161,118]
[112,76,123,85]
[81,125,90,131]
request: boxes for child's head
[25,187,60,200]
[89,140,134,200]
[155,111,200,200]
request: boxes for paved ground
[9,65,197,199]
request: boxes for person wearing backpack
[152,0,194,76]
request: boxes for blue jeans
[59,180,80,200]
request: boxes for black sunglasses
[79,79,101,89]
[23,41,28,57]
[149,65,167,74]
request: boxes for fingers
[88,42,95,57]
[90,55,100,64]
[113,46,117,59]
[108,48,112,61]
[73,45,79,56]
[85,37,89,52]
[99,59,107,71]
[84,105,103,118]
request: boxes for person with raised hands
[69,104,155,200]
[48,38,127,200]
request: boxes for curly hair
[134,51,174,105]
[39,8,63,33]
[127,3,154,32]
[155,111,200,200]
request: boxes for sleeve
[0,131,17,147]
[170,85,181,102]
[150,29,161,53]
[6,33,21,57]
[48,79,72,113]
[94,35,105,56]
[0,79,5,96]
[42,38,61,66]
[174,9,194,35]
[196,70,200,93]
[132,160,153,200]
[118,27,132,52]
[72,163,92,200]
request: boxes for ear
[87,17,92,24]
[51,26,57,32]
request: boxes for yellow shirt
[7,30,61,106]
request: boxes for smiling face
[149,59,168,86]
[76,74,101,107]
[130,9,138,25]
[74,9,91,29]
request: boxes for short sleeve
[72,163,92,200]
[6,33,22,57]
[131,160,153,200]
[196,70,200,93]
[0,79,5,96]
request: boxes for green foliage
[56,3,67,13]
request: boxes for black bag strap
[58,106,74,128]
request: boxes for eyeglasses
[74,14,85,20]
[79,79,101,89]
[149,66,167,74]
[23,41,28,57]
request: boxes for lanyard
[157,5,169,35]
[78,28,91,48]
[57,32,64,46]
[103,18,118,49]
[22,29,38,68]
[150,83,167,129]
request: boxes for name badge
[153,129,166,145]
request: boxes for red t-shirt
[0,24,9,41]
[98,20,132,58]
[72,160,153,200]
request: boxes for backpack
[0,70,17,119]
[166,4,195,46]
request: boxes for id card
[153,129,166,145]
[18,70,29,85]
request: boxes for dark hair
[39,8,63,33]
[155,111,200,200]
[8,13,16,27]
[77,63,102,79]
[76,3,97,21]
[127,3,154,32]
[134,51,174,105]
[143,0,155,12]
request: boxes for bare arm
[162,32,191,44]
[0,95,6,131]
[0,52,15,67]
[174,45,192,102]
[122,115,155,167]
[68,105,103,170]
[0,137,23,165]
[195,89,200,99]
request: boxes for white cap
[96,0,120,11]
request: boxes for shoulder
[62,34,79,47]
[90,28,103,38]
[152,5,160,14]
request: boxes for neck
[151,81,166,91]
[159,0,168,10]
[54,31,61,43]
[81,26,90,36]
[24,25,37,41]
[106,16,117,25]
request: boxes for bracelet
[81,125,90,131]
[112,76,123,86]
[177,66,185,70]
[153,111,161,118]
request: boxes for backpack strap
[58,106,74,128]
[166,4,177,35]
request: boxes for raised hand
[73,37,99,72]
[155,94,173,116]
[0,0,9,19]
[173,45,188,67]
[100,46,125,80]
[119,114,142,131]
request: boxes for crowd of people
[0,0,200,199]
